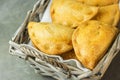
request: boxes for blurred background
[0,0,120,80]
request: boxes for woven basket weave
[9,0,120,80]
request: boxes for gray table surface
[0,0,120,80]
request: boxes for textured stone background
[0,0,120,80]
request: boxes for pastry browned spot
[59,50,77,60]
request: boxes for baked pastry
[28,22,74,55]
[59,50,77,60]
[72,20,118,69]
[93,4,119,27]
[50,0,98,28]
[77,0,118,6]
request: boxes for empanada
[72,20,118,70]
[28,22,74,55]
[93,4,119,27]
[59,50,77,60]
[50,0,98,28]
[77,0,118,6]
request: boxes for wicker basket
[9,0,120,80]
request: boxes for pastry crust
[93,4,119,27]
[59,50,77,60]
[50,0,98,28]
[28,22,74,55]
[72,20,118,69]
[77,0,118,6]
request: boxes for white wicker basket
[9,0,120,80]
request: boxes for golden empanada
[72,20,118,70]
[77,0,118,6]
[93,4,119,27]
[50,0,98,28]
[59,50,77,60]
[28,22,74,55]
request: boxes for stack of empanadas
[50,0,119,27]
[50,0,98,28]
[27,0,119,70]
